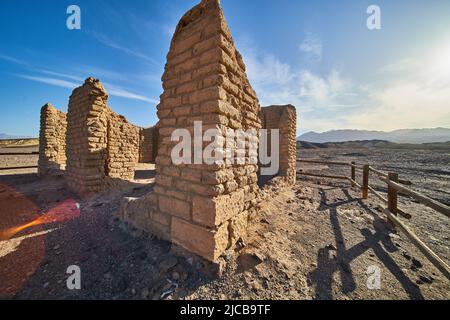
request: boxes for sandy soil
[0,147,449,300]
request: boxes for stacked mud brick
[139,126,157,163]
[38,103,67,176]
[259,105,297,185]
[155,0,262,261]
[107,111,140,180]
[40,78,155,196]
[120,0,262,262]
[65,78,110,195]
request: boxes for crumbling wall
[259,105,297,185]
[38,103,67,176]
[107,112,140,180]
[65,78,144,195]
[139,126,157,163]
[119,0,261,262]
[65,78,109,196]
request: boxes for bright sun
[429,40,450,78]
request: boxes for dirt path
[0,172,449,300]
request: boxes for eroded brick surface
[118,0,264,262]
[40,78,156,196]
[42,0,300,263]
[106,111,140,180]
[139,127,157,163]
[259,105,297,185]
[65,78,109,195]
[38,103,67,176]
[154,0,261,261]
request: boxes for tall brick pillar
[65,78,109,196]
[38,103,67,176]
[154,0,261,261]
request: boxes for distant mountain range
[0,133,33,140]
[297,140,450,151]
[298,128,450,144]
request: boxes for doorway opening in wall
[133,163,156,182]
[133,125,158,184]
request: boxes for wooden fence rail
[297,158,450,280]
[0,152,39,156]
[380,176,450,218]
[0,166,38,171]
[385,209,450,279]
[0,151,39,170]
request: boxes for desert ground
[0,144,449,300]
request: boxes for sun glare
[428,39,450,79]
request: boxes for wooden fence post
[351,162,356,187]
[388,172,399,214]
[362,165,369,199]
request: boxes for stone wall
[65,78,109,196]
[139,126,157,163]
[259,105,297,185]
[119,0,261,262]
[107,112,140,180]
[38,103,67,176]
[65,78,144,196]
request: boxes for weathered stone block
[171,217,229,262]
[159,195,191,220]
[192,189,245,227]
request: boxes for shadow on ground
[307,186,424,299]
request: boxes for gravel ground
[0,147,449,300]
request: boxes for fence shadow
[307,186,424,300]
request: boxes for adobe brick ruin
[157,0,262,261]
[38,79,156,194]
[119,0,298,262]
[139,126,158,163]
[38,103,67,176]
[64,78,154,195]
[259,105,297,185]
[38,0,299,263]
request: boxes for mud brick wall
[259,105,297,185]
[107,112,140,180]
[139,126,157,163]
[65,78,144,196]
[65,78,109,196]
[119,0,261,262]
[38,103,67,176]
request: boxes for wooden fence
[297,158,450,280]
[0,152,39,171]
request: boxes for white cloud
[347,80,450,131]
[241,45,358,113]
[239,46,360,134]
[17,75,77,89]
[38,70,84,82]
[105,83,159,103]
[238,36,450,134]
[299,33,322,61]
[4,52,160,104]
[0,53,29,66]
[89,31,159,66]
[349,40,450,131]
[17,73,157,103]
[245,54,294,86]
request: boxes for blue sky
[1,0,450,137]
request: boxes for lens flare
[0,199,80,241]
